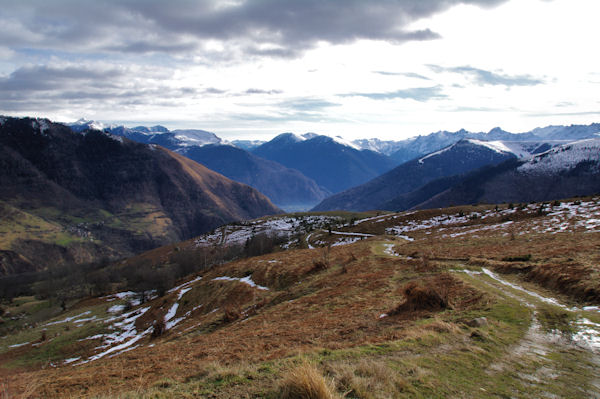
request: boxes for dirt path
[455,267,600,397]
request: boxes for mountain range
[0,117,279,274]
[252,133,397,193]
[314,138,600,212]
[313,139,518,211]
[69,119,600,213]
[73,121,327,210]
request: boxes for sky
[0,0,598,141]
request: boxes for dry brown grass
[278,362,339,399]
[329,359,410,399]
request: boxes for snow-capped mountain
[351,138,404,155]
[231,139,266,151]
[68,120,228,147]
[66,121,327,210]
[518,138,600,174]
[313,139,516,212]
[253,132,396,194]
[415,138,600,210]
[350,123,599,163]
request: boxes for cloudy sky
[0,0,598,140]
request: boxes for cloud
[0,0,509,59]
[373,71,431,80]
[245,88,283,95]
[429,65,544,86]
[277,98,340,111]
[0,64,194,111]
[340,86,446,102]
[525,110,600,117]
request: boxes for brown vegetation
[278,362,339,399]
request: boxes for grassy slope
[1,199,599,398]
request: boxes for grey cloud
[340,86,446,102]
[277,98,340,111]
[0,0,509,59]
[0,64,196,111]
[373,71,431,80]
[0,65,125,92]
[429,65,544,86]
[245,88,283,95]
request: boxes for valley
[1,197,599,398]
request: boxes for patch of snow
[330,231,374,237]
[213,275,269,290]
[164,303,179,323]
[64,357,81,364]
[481,268,566,309]
[8,341,30,348]
[572,318,600,353]
[177,287,192,300]
[379,313,388,319]
[332,237,362,247]
[73,316,97,324]
[45,311,92,326]
[106,291,137,301]
[76,306,151,364]
[168,276,202,294]
[331,135,361,150]
[467,139,512,155]
[418,145,453,164]
[108,304,126,314]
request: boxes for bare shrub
[151,319,166,338]
[278,362,339,399]
[389,277,450,315]
[223,306,241,323]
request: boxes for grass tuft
[278,362,340,399]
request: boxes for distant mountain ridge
[352,123,600,163]
[0,116,279,274]
[70,122,327,210]
[312,139,517,212]
[252,133,397,194]
[416,138,600,209]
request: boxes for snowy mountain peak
[518,138,600,174]
[171,129,224,146]
[272,132,307,143]
[69,118,108,132]
[331,135,361,150]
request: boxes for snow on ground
[454,267,600,353]
[520,199,600,235]
[195,215,344,247]
[168,276,202,294]
[386,212,473,235]
[8,341,30,348]
[331,237,361,247]
[330,231,374,237]
[386,198,600,239]
[45,311,92,326]
[383,243,399,257]
[108,304,126,314]
[76,306,151,365]
[213,275,269,290]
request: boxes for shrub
[390,277,450,315]
[502,254,532,262]
[278,362,339,399]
